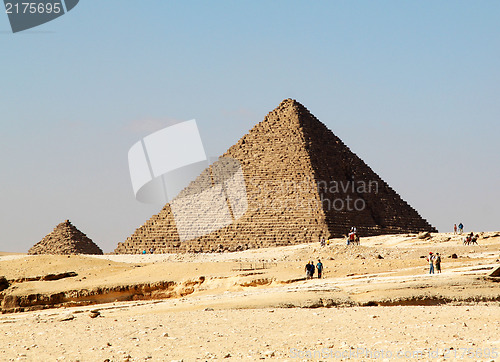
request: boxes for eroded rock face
[0,278,205,313]
[28,220,103,255]
[115,99,436,254]
[0,276,9,292]
[491,266,500,277]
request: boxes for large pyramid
[28,220,103,255]
[115,99,436,254]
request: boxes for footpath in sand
[0,232,499,360]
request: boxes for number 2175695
[5,2,62,14]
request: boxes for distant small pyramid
[115,99,436,254]
[28,220,103,255]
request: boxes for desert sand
[1,232,499,361]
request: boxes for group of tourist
[453,223,479,244]
[347,226,359,245]
[453,223,464,234]
[319,226,360,247]
[426,252,442,274]
[305,260,323,279]
[463,232,479,245]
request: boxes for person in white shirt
[427,252,435,274]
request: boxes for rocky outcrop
[0,277,9,292]
[0,278,205,313]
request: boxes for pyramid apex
[57,219,73,228]
[271,99,312,120]
[279,98,296,105]
[277,98,303,109]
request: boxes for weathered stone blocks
[29,220,103,255]
[114,99,436,254]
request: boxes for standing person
[316,259,323,279]
[435,253,441,273]
[320,236,325,247]
[458,223,464,234]
[305,261,312,279]
[427,252,435,274]
[454,224,457,234]
[348,232,355,245]
[309,261,315,278]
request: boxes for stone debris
[57,313,74,322]
[263,350,276,357]
[28,220,103,255]
[418,231,431,239]
[89,310,100,318]
[115,99,436,254]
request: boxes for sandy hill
[1,231,498,314]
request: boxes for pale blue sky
[1,1,499,252]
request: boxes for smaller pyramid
[28,220,103,255]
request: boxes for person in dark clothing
[309,261,315,278]
[316,259,323,279]
[305,262,312,279]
